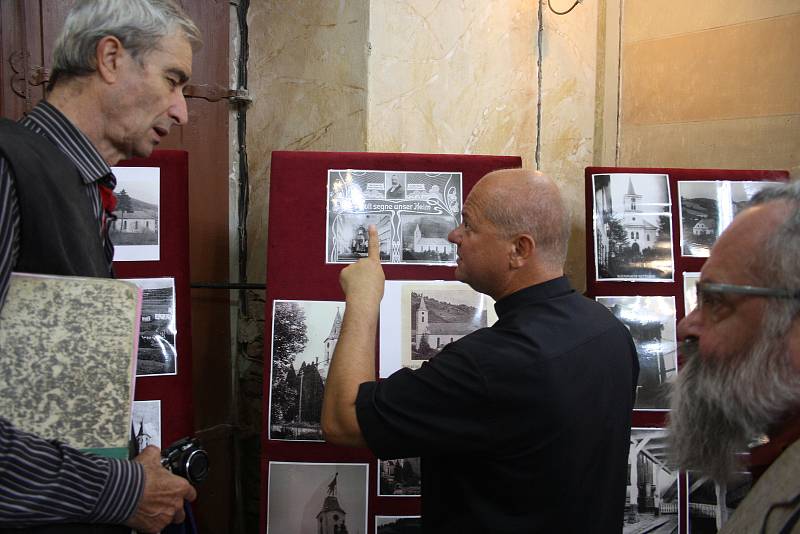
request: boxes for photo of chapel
[593,173,673,281]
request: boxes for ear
[509,234,535,269]
[95,35,125,83]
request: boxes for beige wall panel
[620,114,800,170]
[622,15,800,125]
[367,0,537,166]
[624,0,800,43]
[540,1,600,289]
[246,2,368,282]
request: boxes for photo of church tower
[269,300,346,441]
[592,173,673,281]
[266,462,368,534]
[401,285,495,369]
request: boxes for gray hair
[481,169,571,269]
[749,180,800,323]
[50,0,201,88]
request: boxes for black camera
[161,437,209,485]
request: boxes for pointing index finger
[368,224,380,261]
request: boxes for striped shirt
[0,101,143,526]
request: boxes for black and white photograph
[593,173,673,281]
[327,169,462,264]
[400,214,456,264]
[379,281,496,376]
[124,277,177,377]
[329,213,393,262]
[730,180,782,217]
[687,471,751,534]
[132,399,161,452]
[266,462,368,534]
[596,296,677,410]
[110,166,160,261]
[624,428,680,534]
[269,300,344,441]
[678,181,722,257]
[683,272,700,315]
[378,458,421,497]
[679,180,783,257]
[385,172,406,199]
[376,516,422,534]
[400,282,496,371]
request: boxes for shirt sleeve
[355,342,494,460]
[0,158,144,527]
[0,157,19,309]
[0,418,144,526]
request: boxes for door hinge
[183,84,251,104]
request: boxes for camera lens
[184,449,209,484]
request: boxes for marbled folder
[0,273,141,458]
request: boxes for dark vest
[0,119,123,534]
[0,119,109,278]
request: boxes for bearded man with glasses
[668,180,800,534]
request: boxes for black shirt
[356,276,639,533]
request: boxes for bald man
[322,169,639,533]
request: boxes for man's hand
[321,224,383,447]
[125,445,197,533]
[339,224,385,304]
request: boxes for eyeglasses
[695,282,800,320]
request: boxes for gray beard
[667,334,800,484]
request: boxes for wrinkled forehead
[703,203,788,283]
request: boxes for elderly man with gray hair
[0,1,200,532]
[668,180,800,533]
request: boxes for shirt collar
[494,276,574,317]
[20,100,112,185]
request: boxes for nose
[448,226,461,244]
[676,307,701,341]
[170,90,189,126]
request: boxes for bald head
[474,169,570,271]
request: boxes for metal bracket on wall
[8,51,50,112]
[191,282,265,290]
[183,84,251,104]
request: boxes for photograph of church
[109,166,160,262]
[593,173,673,281]
[266,462,367,534]
[401,285,495,370]
[400,214,457,264]
[623,429,680,534]
[678,181,722,257]
[132,399,161,453]
[596,296,677,410]
[269,300,344,441]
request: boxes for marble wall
[246,0,598,289]
[366,1,538,164]
[246,1,369,284]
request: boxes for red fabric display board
[584,166,789,534]
[114,150,194,447]
[261,151,522,533]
